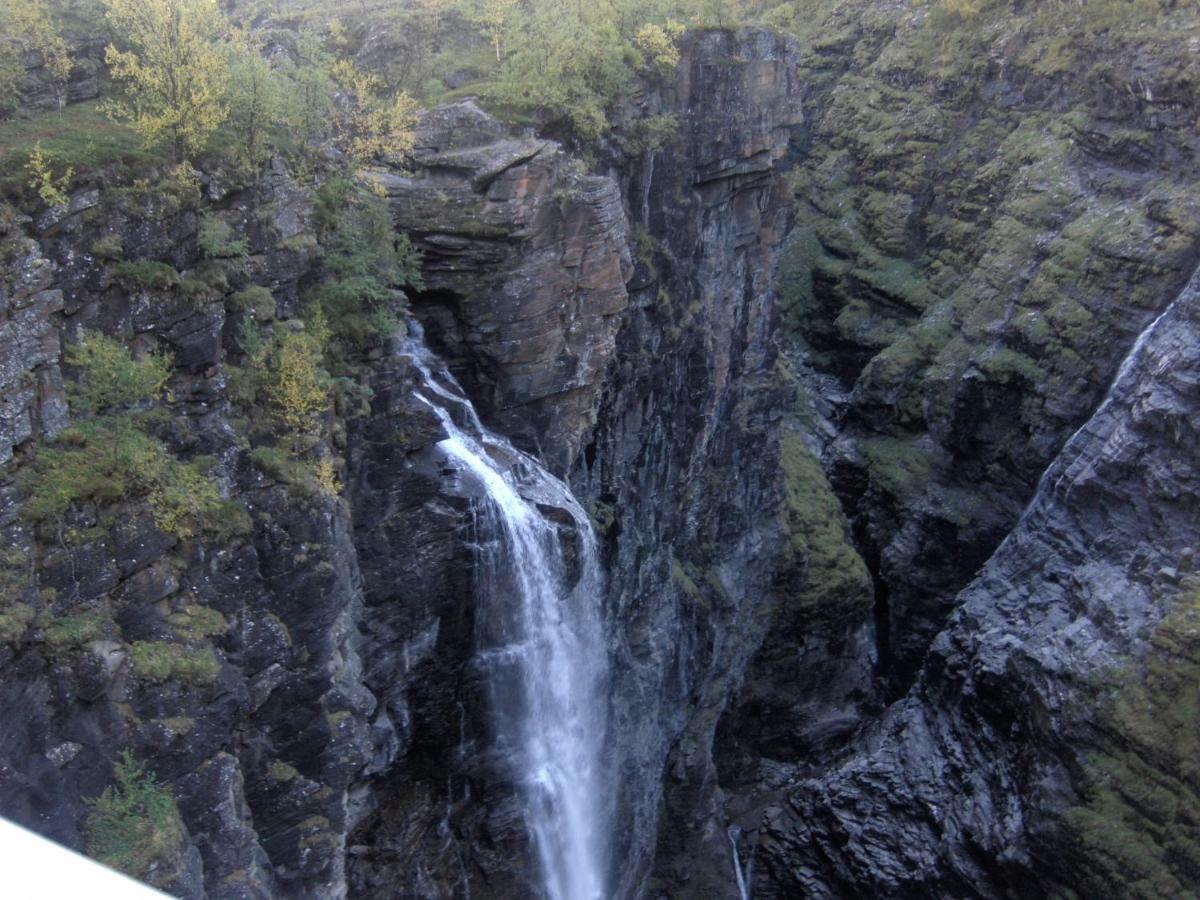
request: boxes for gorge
[1,2,1199,899]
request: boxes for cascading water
[400,326,609,900]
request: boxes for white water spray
[401,328,609,900]
[728,826,751,900]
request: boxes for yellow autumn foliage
[268,330,329,438]
[101,0,230,160]
[0,0,71,113]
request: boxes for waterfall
[727,826,751,900]
[400,327,609,900]
[1021,262,1200,513]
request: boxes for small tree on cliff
[0,0,72,116]
[101,0,230,161]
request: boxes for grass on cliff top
[0,101,162,193]
[0,100,257,201]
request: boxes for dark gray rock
[375,100,632,474]
[751,267,1200,897]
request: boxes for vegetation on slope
[86,751,187,886]
[1064,586,1200,899]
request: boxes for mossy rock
[129,640,220,685]
[779,432,873,622]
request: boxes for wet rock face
[373,101,633,475]
[576,28,804,897]
[756,269,1200,898]
[775,1,1200,692]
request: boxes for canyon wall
[2,11,1200,899]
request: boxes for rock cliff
[754,264,1200,897]
[2,10,1199,900]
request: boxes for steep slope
[581,28,806,897]
[0,27,808,891]
[712,3,1200,897]
[757,264,1200,897]
[776,0,1200,693]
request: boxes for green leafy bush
[308,175,422,350]
[86,751,185,885]
[198,214,248,260]
[65,332,170,415]
[23,333,242,540]
[20,419,170,522]
[129,641,221,685]
[19,417,228,539]
[110,260,182,292]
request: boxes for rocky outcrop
[773,0,1200,693]
[751,264,1200,897]
[576,28,804,897]
[346,33,808,895]
[0,164,381,898]
[0,215,67,464]
[15,31,105,113]
[7,12,1198,900]
[370,102,632,474]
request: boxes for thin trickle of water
[728,826,751,900]
[401,327,609,900]
[1017,262,1200,521]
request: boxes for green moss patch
[779,432,872,621]
[130,641,220,685]
[1063,587,1200,898]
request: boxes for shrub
[43,612,107,649]
[25,331,239,539]
[19,418,227,540]
[308,175,422,350]
[91,234,124,260]
[265,329,331,438]
[25,142,73,208]
[19,419,168,522]
[85,751,185,885]
[312,458,341,498]
[65,331,170,414]
[250,445,339,501]
[227,286,276,322]
[129,641,221,685]
[147,457,224,540]
[634,23,683,75]
[198,214,248,261]
[110,260,181,292]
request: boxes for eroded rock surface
[753,266,1200,898]
[371,101,632,474]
